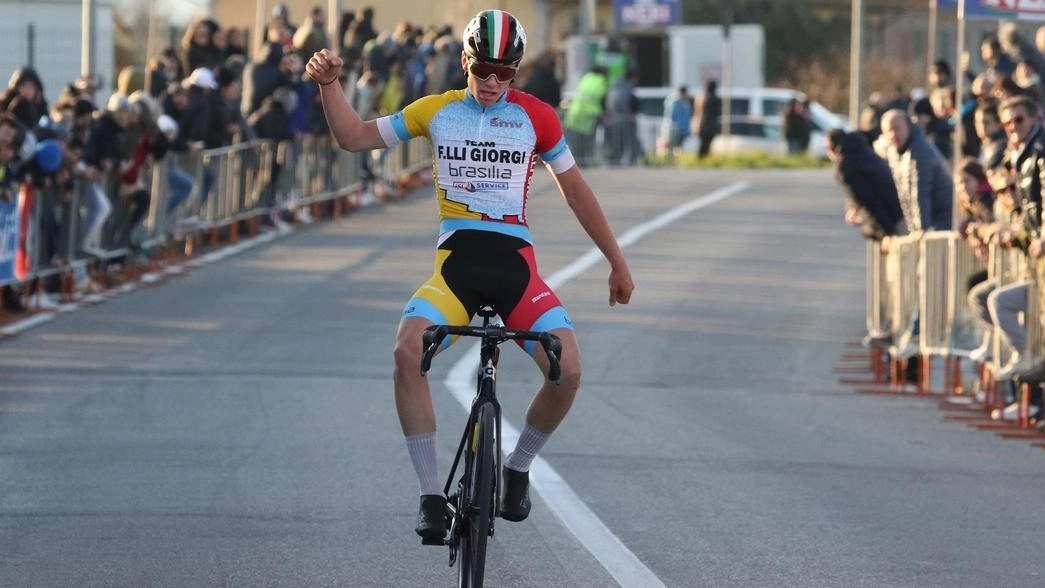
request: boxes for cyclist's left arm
[553,166,634,306]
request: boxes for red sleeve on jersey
[507,90,565,154]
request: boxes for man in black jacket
[826,129,907,241]
[827,128,910,354]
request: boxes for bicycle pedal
[421,535,447,546]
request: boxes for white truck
[666,24,764,92]
[562,24,764,96]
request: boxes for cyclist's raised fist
[307,49,343,86]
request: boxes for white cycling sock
[505,424,550,472]
[405,432,442,496]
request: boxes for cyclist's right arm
[308,49,387,152]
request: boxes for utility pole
[580,0,597,71]
[849,0,863,129]
[328,0,341,53]
[81,0,95,77]
[255,0,267,59]
[721,2,733,137]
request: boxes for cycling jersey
[377,89,576,349]
[376,88,576,243]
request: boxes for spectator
[116,65,146,97]
[353,66,383,194]
[293,6,329,60]
[225,27,247,60]
[72,74,100,104]
[955,157,996,245]
[145,55,175,99]
[783,97,811,155]
[910,96,952,160]
[337,10,356,57]
[260,4,296,55]
[216,65,251,145]
[521,51,562,109]
[112,92,168,251]
[563,66,608,167]
[242,41,292,118]
[859,91,885,145]
[81,95,136,256]
[971,35,1017,102]
[879,108,953,232]
[248,87,296,222]
[403,43,429,107]
[180,68,226,149]
[270,3,298,38]
[954,157,996,315]
[975,99,1007,172]
[154,113,194,219]
[928,59,953,105]
[662,85,692,162]
[424,35,463,96]
[0,66,48,133]
[968,95,1045,381]
[826,128,907,241]
[692,79,721,158]
[602,69,640,165]
[345,6,379,63]
[379,57,406,116]
[158,50,185,90]
[181,17,223,74]
[999,23,1045,99]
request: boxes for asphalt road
[2,167,1044,587]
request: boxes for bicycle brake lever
[543,334,562,383]
[420,326,446,376]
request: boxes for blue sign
[614,0,681,29]
[0,197,19,282]
[938,0,1045,21]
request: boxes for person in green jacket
[564,66,608,166]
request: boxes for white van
[635,86,849,158]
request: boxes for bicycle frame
[443,319,504,522]
[419,307,562,580]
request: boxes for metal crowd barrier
[919,232,952,358]
[953,236,986,352]
[865,240,889,341]
[1,135,432,294]
[861,226,1045,423]
[886,234,921,363]
[864,231,989,393]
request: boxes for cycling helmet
[462,9,527,67]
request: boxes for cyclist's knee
[561,366,582,392]
[394,333,423,368]
[553,355,582,391]
[393,320,429,372]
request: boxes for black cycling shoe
[499,466,531,522]
[415,494,447,540]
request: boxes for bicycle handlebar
[419,324,563,383]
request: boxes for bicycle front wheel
[458,402,496,588]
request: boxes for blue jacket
[667,95,692,137]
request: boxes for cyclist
[306,9,634,541]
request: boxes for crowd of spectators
[828,21,1045,422]
[2,3,542,315]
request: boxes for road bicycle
[419,306,562,588]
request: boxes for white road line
[444,181,749,587]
